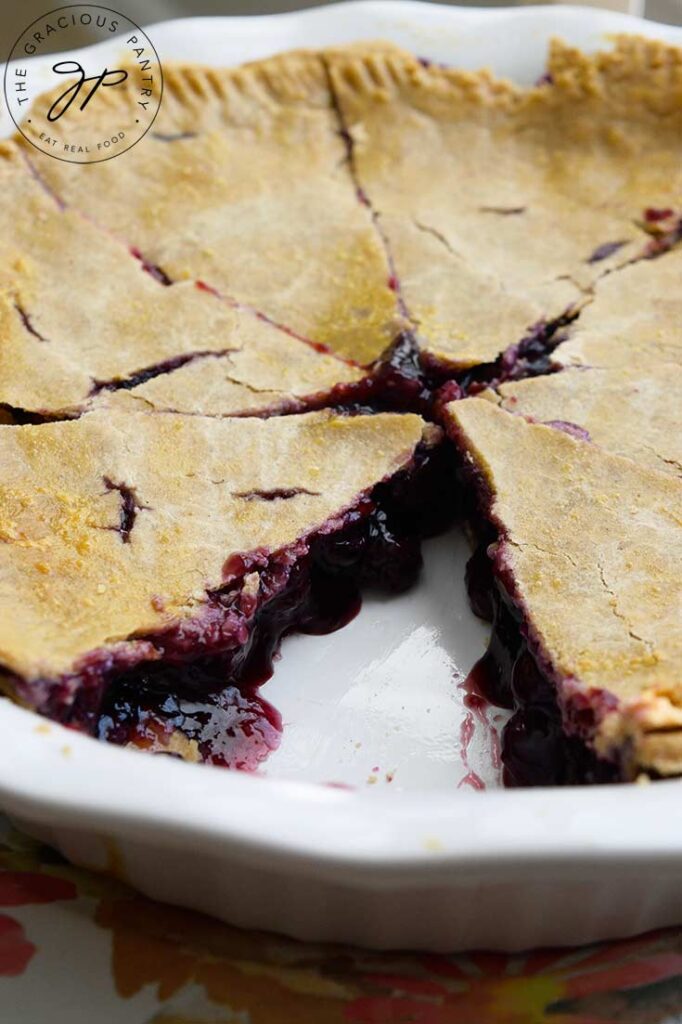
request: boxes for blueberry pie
[3,35,682,784]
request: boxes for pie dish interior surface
[2,33,682,787]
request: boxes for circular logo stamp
[4,4,163,163]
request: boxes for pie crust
[22,51,404,363]
[486,363,682,477]
[327,35,682,368]
[552,245,682,371]
[0,142,366,418]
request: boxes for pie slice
[486,362,682,477]
[329,36,682,370]
[444,396,682,784]
[552,245,682,371]
[0,142,366,419]
[0,405,442,763]
[20,52,403,364]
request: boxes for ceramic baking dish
[1,2,682,952]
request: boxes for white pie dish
[2,1,682,952]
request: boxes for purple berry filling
[459,313,577,396]
[369,331,453,413]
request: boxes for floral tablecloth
[0,818,681,1023]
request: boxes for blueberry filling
[371,331,439,412]
[459,312,577,395]
[338,332,467,417]
[464,539,620,787]
[355,318,571,416]
[292,331,459,420]
[0,404,73,425]
[96,670,282,770]
[14,439,456,767]
[130,247,173,285]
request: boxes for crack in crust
[478,206,526,216]
[596,558,653,654]
[233,488,322,501]
[102,477,151,544]
[322,52,410,332]
[13,301,48,343]
[91,349,238,396]
[129,248,174,285]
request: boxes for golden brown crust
[490,363,682,477]
[22,50,334,141]
[20,50,403,364]
[328,36,682,367]
[552,247,682,371]
[19,37,682,368]
[328,36,682,136]
[0,141,362,415]
[0,407,427,681]
[445,397,682,778]
[544,34,682,120]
